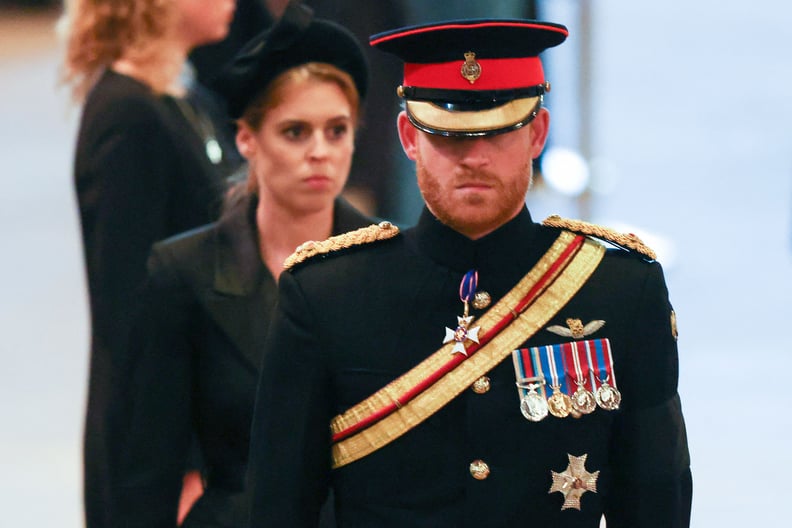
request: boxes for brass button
[471,376,490,394]
[471,290,491,310]
[469,459,490,480]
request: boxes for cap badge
[549,454,600,510]
[546,318,605,340]
[460,51,482,84]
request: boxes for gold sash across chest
[331,231,606,468]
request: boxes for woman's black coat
[111,196,373,527]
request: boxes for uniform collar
[407,206,543,275]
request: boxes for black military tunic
[248,207,691,527]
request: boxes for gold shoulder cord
[284,221,400,270]
[542,215,657,261]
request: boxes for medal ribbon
[512,348,546,400]
[527,344,571,396]
[529,340,616,396]
[549,344,571,395]
[459,270,478,303]
[583,340,599,390]
[531,347,548,398]
[567,341,590,390]
[458,269,478,319]
[558,343,577,395]
[586,338,617,390]
[536,345,567,392]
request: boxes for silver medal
[571,386,597,414]
[595,381,621,411]
[520,389,549,422]
[516,377,548,422]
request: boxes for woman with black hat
[109,2,374,526]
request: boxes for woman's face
[236,79,355,215]
[176,0,236,49]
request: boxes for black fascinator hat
[214,1,368,119]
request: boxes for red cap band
[403,56,544,91]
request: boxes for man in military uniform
[247,17,692,528]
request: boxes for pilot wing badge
[546,318,605,340]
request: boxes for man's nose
[458,137,491,168]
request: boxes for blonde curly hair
[59,0,178,101]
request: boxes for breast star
[548,453,599,510]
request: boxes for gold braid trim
[283,221,400,270]
[541,215,657,260]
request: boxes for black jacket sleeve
[604,261,692,527]
[247,271,333,528]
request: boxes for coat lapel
[202,195,375,370]
[203,196,276,370]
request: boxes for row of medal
[511,338,621,422]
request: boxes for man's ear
[529,107,550,159]
[397,111,418,161]
[235,122,255,160]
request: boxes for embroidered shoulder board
[542,215,657,261]
[284,221,400,270]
